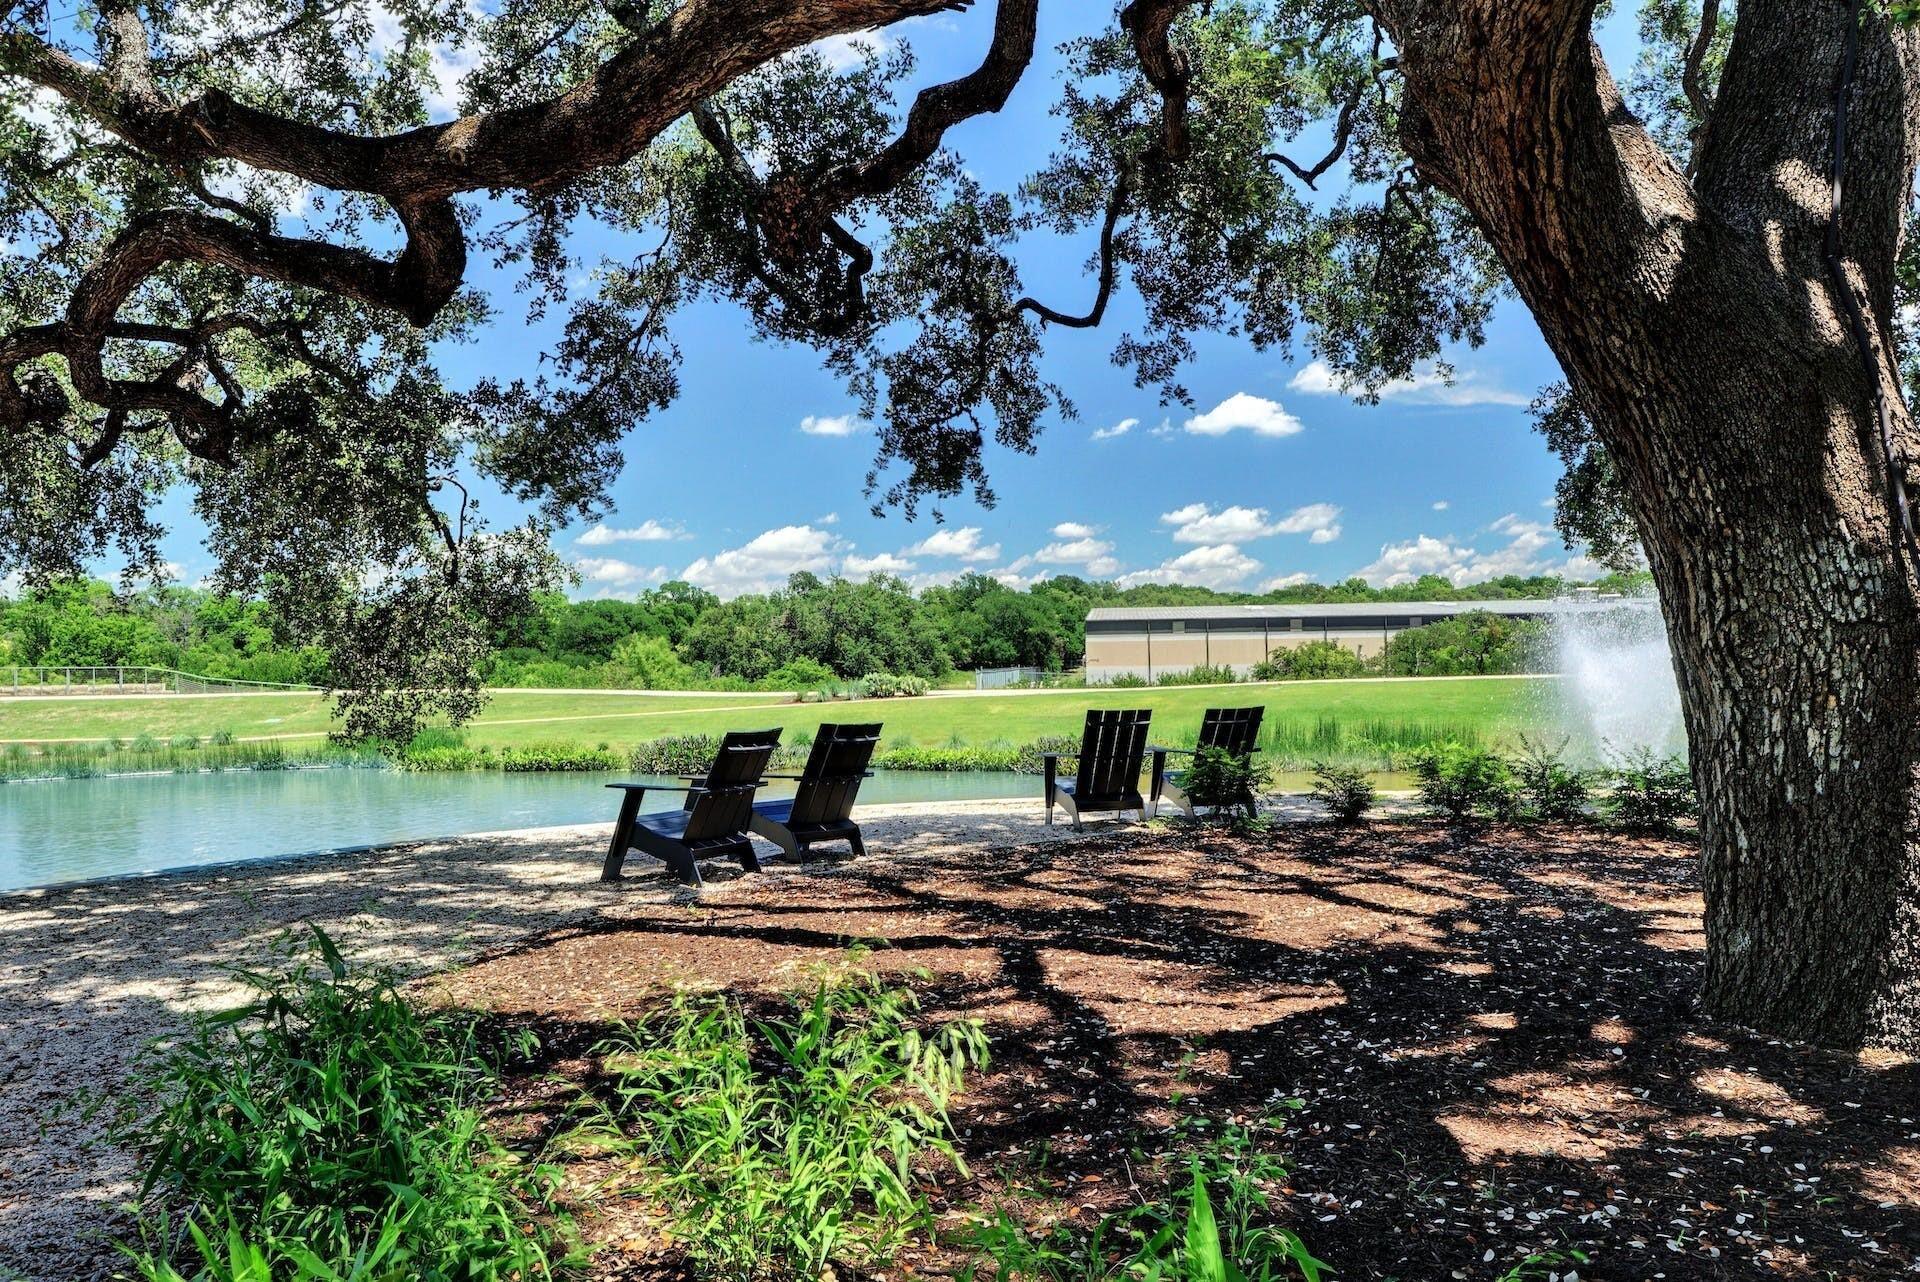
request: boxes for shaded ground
[0,799,1081,1281]
[437,822,1920,1282]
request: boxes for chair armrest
[1148,745,1193,756]
[1036,750,1079,760]
[606,782,698,798]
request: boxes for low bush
[208,729,235,746]
[760,658,838,691]
[1411,743,1519,823]
[630,733,723,776]
[167,734,200,749]
[499,741,625,772]
[1513,735,1592,821]
[591,959,989,1279]
[1097,672,1149,687]
[1183,745,1274,815]
[1013,735,1082,775]
[858,672,931,698]
[111,928,569,1281]
[1605,749,1697,833]
[1154,663,1239,686]
[1309,762,1376,823]
[874,744,1024,772]
[131,732,159,752]
[1251,640,1366,682]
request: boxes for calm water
[0,768,1034,892]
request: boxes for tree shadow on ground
[436,819,1920,1281]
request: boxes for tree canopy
[0,0,1516,732]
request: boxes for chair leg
[601,792,643,882]
[667,848,701,886]
[737,844,763,874]
[848,830,867,859]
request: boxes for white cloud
[844,552,917,576]
[818,512,841,525]
[1184,392,1305,438]
[578,520,687,545]
[681,524,845,597]
[1261,571,1314,591]
[808,30,894,69]
[1432,500,1450,511]
[799,413,869,437]
[575,557,668,588]
[1029,536,1121,577]
[1118,544,1262,590]
[1150,419,1176,439]
[1159,502,1341,545]
[1091,416,1137,441]
[908,526,1000,562]
[370,2,480,120]
[1051,521,1099,540]
[1355,513,1574,587]
[1287,359,1529,408]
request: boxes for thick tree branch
[1121,0,1200,164]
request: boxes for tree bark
[1375,0,1920,1047]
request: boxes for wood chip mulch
[430,821,1920,1282]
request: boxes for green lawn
[0,677,1549,754]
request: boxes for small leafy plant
[1184,746,1274,816]
[590,958,989,1280]
[1411,743,1519,823]
[1513,735,1592,822]
[111,927,567,1281]
[1606,748,1697,833]
[1309,762,1376,823]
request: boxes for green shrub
[499,741,625,772]
[1154,663,1238,686]
[1309,762,1376,823]
[1606,749,1697,833]
[1013,735,1082,775]
[1182,745,1273,814]
[1411,743,1519,823]
[874,744,1024,772]
[1513,735,1592,822]
[858,672,931,698]
[208,729,235,747]
[761,658,837,690]
[608,633,697,690]
[167,734,200,750]
[131,732,159,752]
[1251,640,1366,682]
[592,960,989,1279]
[1099,672,1149,687]
[111,927,567,1281]
[630,733,722,776]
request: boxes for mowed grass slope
[0,678,1549,751]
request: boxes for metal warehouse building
[1082,601,1560,682]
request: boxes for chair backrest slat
[1197,706,1265,758]
[1075,709,1152,801]
[685,729,781,843]
[790,723,881,826]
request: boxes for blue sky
[141,6,1617,600]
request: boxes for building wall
[1083,625,1396,681]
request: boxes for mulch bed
[432,820,1920,1281]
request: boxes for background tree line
[1,569,1641,688]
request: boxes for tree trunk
[1375,0,1920,1047]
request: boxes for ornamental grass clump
[111,927,569,1281]
[589,958,989,1280]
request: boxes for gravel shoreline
[0,795,1243,1280]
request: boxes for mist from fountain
[1541,598,1687,766]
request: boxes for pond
[0,767,1036,893]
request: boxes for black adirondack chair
[749,722,882,861]
[601,728,781,884]
[1154,706,1267,818]
[1042,709,1153,831]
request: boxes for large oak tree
[4,0,1920,1048]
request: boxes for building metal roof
[1085,598,1638,624]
